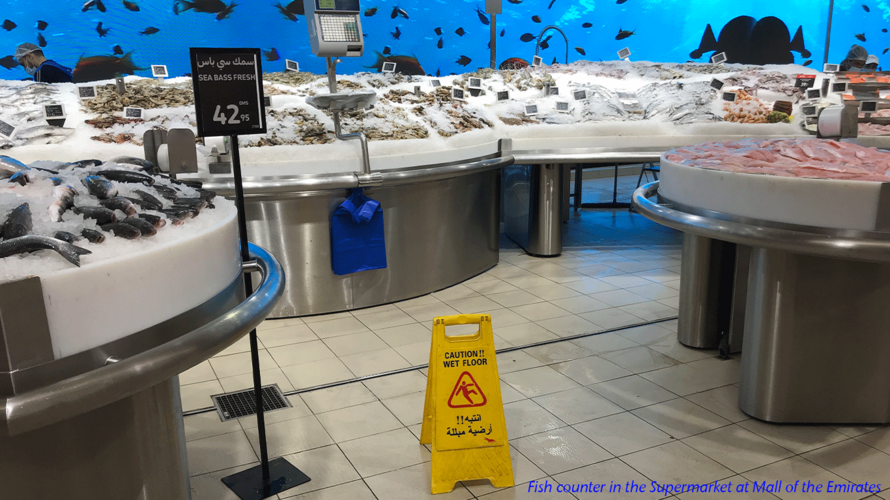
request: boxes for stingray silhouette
[690,16,810,65]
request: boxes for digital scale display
[315,0,360,10]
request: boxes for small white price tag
[832,82,848,93]
[532,55,543,67]
[860,100,879,113]
[524,104,539,116]
[430,79,442,87]
[709,78,725,91]
[823,63,839,73]
[801,104,818,116]
[555,101,570,113]
[0,119,16,139]
[285,59,299,72]
[77,85,97,100]
[722,91,737,102]
[710,52,727,65]
[573,89,587,100]
[382,62,397,73]
[549,86,559,96]
[451,87,466,101]
[468,77,482,89]
[151,65,168,78]
[43,103,66,119]
[123,107,144,119]
[496,90,510,101]
[617,47,631,60]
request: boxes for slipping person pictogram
[447,372,487,408]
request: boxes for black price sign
[795,74,816,89]
[190,47,266,138]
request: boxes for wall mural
[1,0,873,82]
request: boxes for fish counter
[633,138,890,424]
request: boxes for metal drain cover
[211,384,291,422]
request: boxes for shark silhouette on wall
[690,16,811,65]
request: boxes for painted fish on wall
[690,16,811,65]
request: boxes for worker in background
[865,54,880,71]
[840,44,868,71]
[14,43,73,84]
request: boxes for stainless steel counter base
[246,169,501,318]
[503,164,564,257]
[678,234,736,349]
[0,377,189,500]
[739,248,890,423]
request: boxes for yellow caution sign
[420,314,514,494]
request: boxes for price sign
[801,104,817,116]
[823,63,839,73]
[452,87,466,101]
[151,65,168,78]
[711,52,727,64]
[190,47,266,138]
[431,79,442,87]
[532,55,543,67]
[496,90,510,101]
[710,78,725,91]
[524,104,538,116]
[861,100,879,113]
[468,77,482,89]
[549,86,559,96]
[78,85,97,99]
[0,119,16,139]
[123,107,144,119]
[617,47,631,60]
[806,88,821,100]
[555,101,570,113]
[43,104,65,119]
[285,59,299,72]
[573,89,587,100]
[795,74,816,89]
[832,82,848,93]
[382,62,396,73]
[722,91,737,102]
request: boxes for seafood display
[0,154,219,267]
[664,138,890,182]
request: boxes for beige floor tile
[632,268,681,283]
[549,295,612,314]
[513,302,572,322]
[380,391,426,426]
[599,274,657,289]
[625,282,680,301]
[622,441,734,485]
[365,461,473,500]
[180,361,217,386]
[351,303,399,316]
[616,323,675,345]
[339,347,411,377]
[685,385,749,423]
[362,370,428,400]
[299,383,378,414]
[551,355,632,385]
[856,427,890,453]
[280,358,355,390]
[573,412,674,456]
[648,337,715,363]
[316,401,402,442]
[275,445,362,497]
[523,342,594,364]
[535,315,600,338]
[489,308,536,328]
[504,399,566,439]
[238,395,313,430]
[244,411,329,459]
[209,349,276,379]
[632,398,730,440]
[683,424,793,474]
[374,322,432,348]
[394,341,432,366]
[495,322,559,345]
[564,278,619,295]
[502,274,559,290]
[578,307,644,330]
[476,481,567,499]
[445,295,503,314]
[400,302,461,323]
[181,380,224,412]
[532,387,624,425]
[803,439,890,487]
[258,323,318,348]
[354,308,417,330]
[532,269,587,285]
[431,283,480,301]
[466,278,521,295]
[576,264,628,279]
[500,379,526,404]
[307,317,371,339]
[301,311,353,324]
[600,346,681,373]
[187,430,257,475]
[834,425,887,438]
[487,290,546,308]
[641,357,740,396]
[339,427,431,477]
[463,445,546,497]
[512,427,612,475]
[189,463,259,500]
[501,366,581,398]
[394,294,442,309]
[218,367,295,394]
[589,289,650,307]
[184,412,242,442]
[525,283,583,301]
[742,456,863,500]
[611,260,663,273]
[737,419,848,455]
[571,331,640,355]
[589,374,678,410]
[281,480,376,500]
[486,264,533,280]
[322,331,389,357]
[267,340,335,368]
[553,458,668,499]
[619,301,678,322]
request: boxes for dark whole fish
[856,33,866,42]
[455,27,466,36]
[99,197,137,216]
[272,1,301,20]
[63,159,103,169]
[364,7,377,16]
[101,222,141,240]
[134,189,164,207]
[391,6,408,19]
[541,39,549,49]
[532,15,541,23]
[884,28,888,33]
[863,4,870,12]
[137,213,166,228]
[161,207,196,220]
[575,47,586,56]
[456,55,472,66]
[73,52,147,83]
[50,185,77,222]
[109,156,157,174]
[802,59,812,66]
[152,184,179,201]
[73,206,117,224]
[216,3,236,20]
[500,29,505,37]
[551,56,558,64]
[172,197,207,210]
[2,20,16,31]
[122,217,157,236]
[122,196,161,211]
[0,236,90,267]
[36,20,48,31]
[2,203,32,240]
[263,48,280,61]
[520,33,535,42]
[82,0,99,11]
[140,27,160,35]
[0,156,30,178]
[97,169,154,185]
[507,0,522,3]
[8,171,30,186]
[884,48,889,55]
[689,16,810,66]
[122,0,140,11]
[168,177,203,189]
[582,22,592,28]
[98,0,107,11]
[195,188,217,201]
[548,0,556,7]
[391,27,401,39]
[383,45,391,55]
[435,27,442,35]
[53,231,80,243]
[475,6,490,25]
[0,55,19,70]
[81,228,105,243]
[37,33,47,48]
[616,28,635,40]
[112,45,124,55]
[617,0,627,3]
[96,22,110,37]
[437,38,443,49]
[83,175,118,199]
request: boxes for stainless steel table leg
[503,164,563,256]
[678,233,736,349]
[739,248,890,423]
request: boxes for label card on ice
[555,101,570,113]
[524,104,538,116]
[151,65,168,78]
[801,104,818,116]
[722,91,737,102]
[468,77,482,89]
[77,85,97,99]
[806,88,821,100]
[43,104,65,119]
[189,47,267,138]
[0,119,16,139]
[382,61,396,73]
[496,90,510,101]
[549,86,559,96]
[710,78,725,91]
[710,52,727,65]
[285,59,299,72]
[430,79,442,87]
[452,87,466,101]
[532,55,543,67]
[617,47,631,60]
[123,107,144,119]
[832,82,849,93]
[573,89,587,100]
[823,63,839,73]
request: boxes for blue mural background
[0,0,878,81]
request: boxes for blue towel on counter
[331,188,387,275]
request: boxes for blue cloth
[331,188,386,275]
[36,60,73,84]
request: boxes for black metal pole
[230,135,271,488]
[612,163,619,204]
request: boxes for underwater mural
[0,0,852,81]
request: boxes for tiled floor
[185,176,890,499]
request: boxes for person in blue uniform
[14,43,73,84]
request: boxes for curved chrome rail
[535,25,569,65]
[632,181,890,264]
[0,243,284,437]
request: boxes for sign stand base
[221,458,311,500]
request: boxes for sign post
[190,47,309,500]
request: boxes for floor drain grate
[211,384,291,422]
